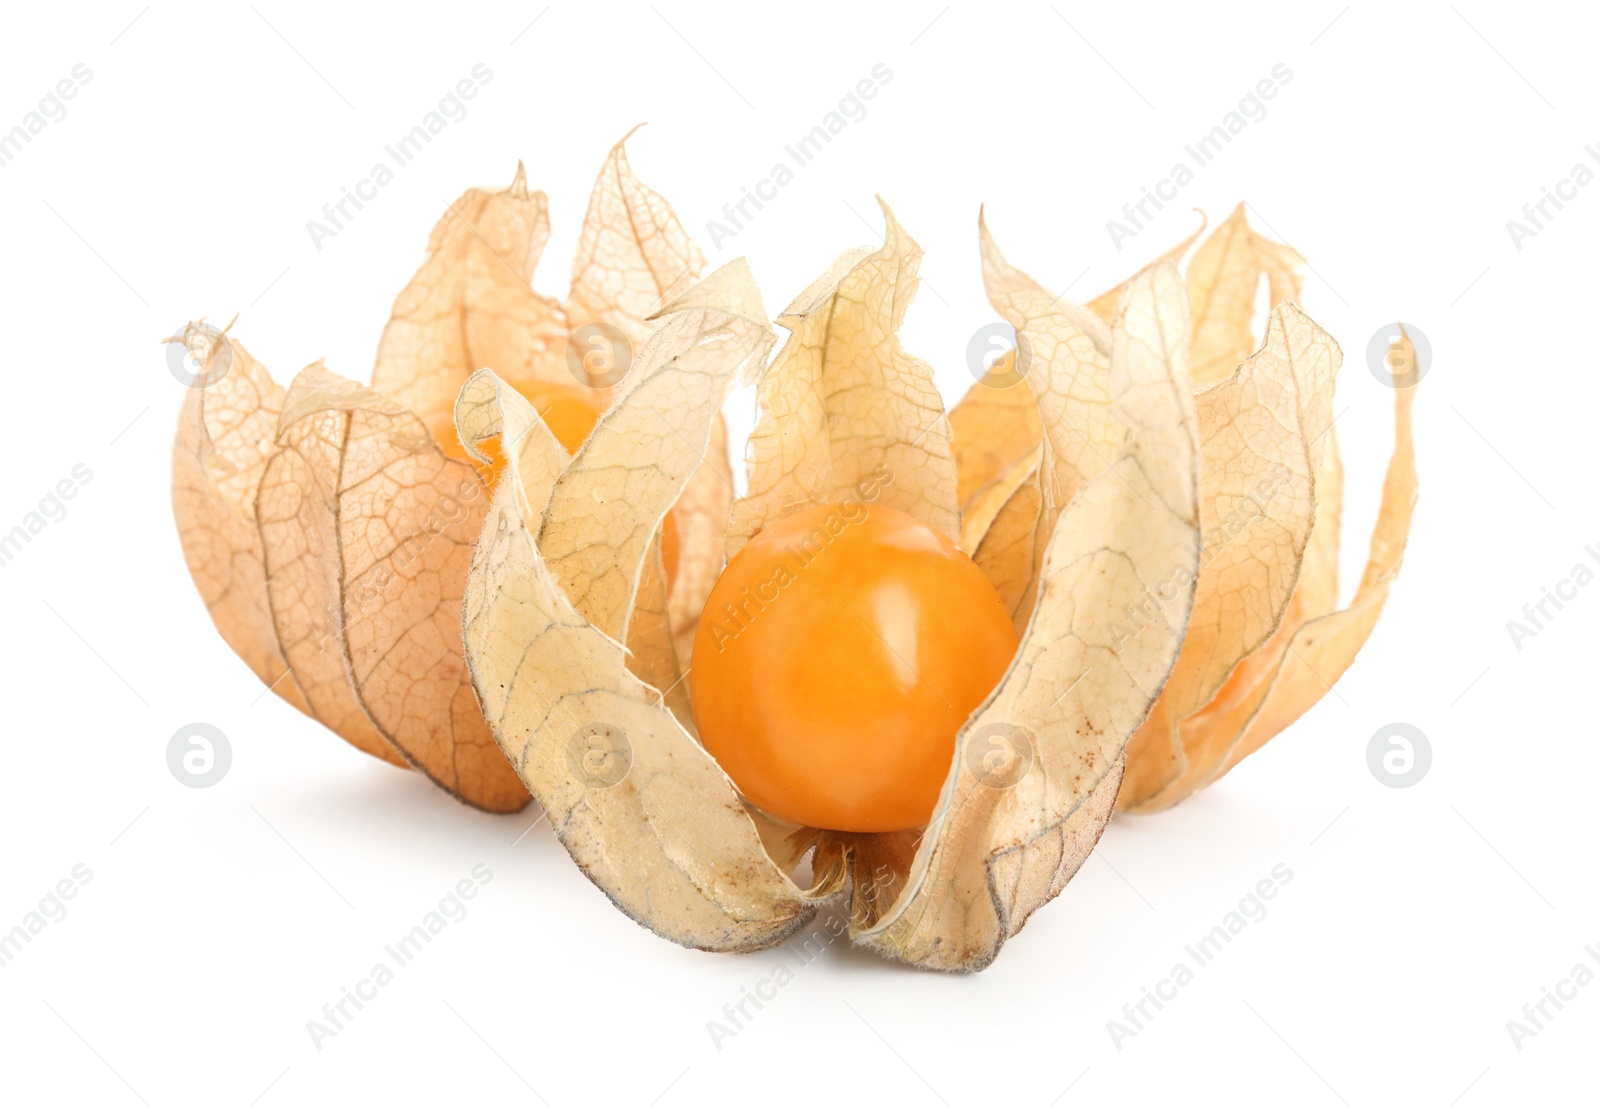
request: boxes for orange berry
[428,377,602,485]
[428,378,683,583]
[690,502,1018,833]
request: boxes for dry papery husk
[462,199,1209,971]
[954,204,1419,813]
[172,133,729,813]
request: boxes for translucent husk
[462,205,1207,969]
[178,147,1415,964]
[173,134,725,812]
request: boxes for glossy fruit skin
[690,502,1018,833]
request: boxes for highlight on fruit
[173,133,1418,971]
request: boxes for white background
[0,2,1594,1109]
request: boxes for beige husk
[173,133,728,812]
[462,208,1208,969]
[177,146,1416,965]
[953,204,1418,813]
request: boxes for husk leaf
[1117,303,1335,808]
[727,199,960,555]
[850,258,1201,969]
[172,326,311,716]
[462,261,839,950]
[175,135,722,811]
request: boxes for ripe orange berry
[429,378,602,482]
[690,502,1018,833]
[430,378,679,581]
[660,509,681,586]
